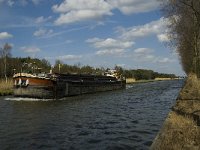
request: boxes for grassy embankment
[151,111,199,149]
[0,79,13,96]
[151,74,200,149]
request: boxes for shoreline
[0,79,13,96]
[151,74,200,149]
[0,90,13,96]
[0,78,181,97]
[126,78,180,84]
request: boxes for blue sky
[0,0,184,75]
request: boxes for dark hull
[13,74,126,99]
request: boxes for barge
[13,72,126,99]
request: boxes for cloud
[7,0,14,6]
[117,17,169,41]
[132,48,175,64]
[96,48,125,56]
[33,28,53,37]
[157,33,170,42]
[35,16,52,24]
[134,48,154,54]
[156,57,175,64]
[41,40,73,48]
[0,32,13,40]
[57,55,82,60]
[0,0,14,6]
[87,38,134,49]
[0,0,42,6]
[133,48,155,62]
[20,46,41,53]
[87,37,134,56]
[108,0,160,15]
[52,0,160,25]
[53,0,113,25]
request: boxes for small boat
[13,71,126,99]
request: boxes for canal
[0,80,184,149]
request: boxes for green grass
[0,79,13,96]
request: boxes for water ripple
[0,80,184,150]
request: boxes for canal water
[0,80,184,150]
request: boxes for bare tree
[0,43,12,82]
[161,0,200,76]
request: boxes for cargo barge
[13,72,126,99]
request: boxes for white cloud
[57,55,82,60]
[86,38,100,43]
[33,28,53,37]
[52,0,112,13]
[157,33,170,42]
[0,0,41,6]
[87,37,134,56]
[134,48,154,54]
[53,0,112,25]
[20,46,41,53]
[117,17,169,41]
[88,38,134,49]
[0,0,14,6]
[0,32,13,40]
[108,0,160,15]
[132,48,175,64]
[35,16,52,24]
[156,57,174,64]
[54,10,111,25]
[52,0,112,25]
[96,48,124,56]
[41,40,73,48]
[52,0,160,25]
[7,0,14,6]
[133,48,155,62]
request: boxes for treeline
[0,57,177,80]
[0,57,106,77]
[124,69,176,80]
[0,57,51,78]
[161,0,200,77]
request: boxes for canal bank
[151,74,200,149]
[0,79,13,96]
[125,78,179,84]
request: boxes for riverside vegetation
[151,74,200,149]
[0,46,177,96]
[0,43,177,81]
[151,0,200,149]
[0,79,13,96]
[0,56,177,96]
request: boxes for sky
[0,0,184,76]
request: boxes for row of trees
[124,69,176,80]
[162,0,200,77]
[0,43,177,80]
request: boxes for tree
[161,0,200,77]
[53,59,63,73]
[0,43,12,82]
[81,65,94,74]
[114,65,124,76]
